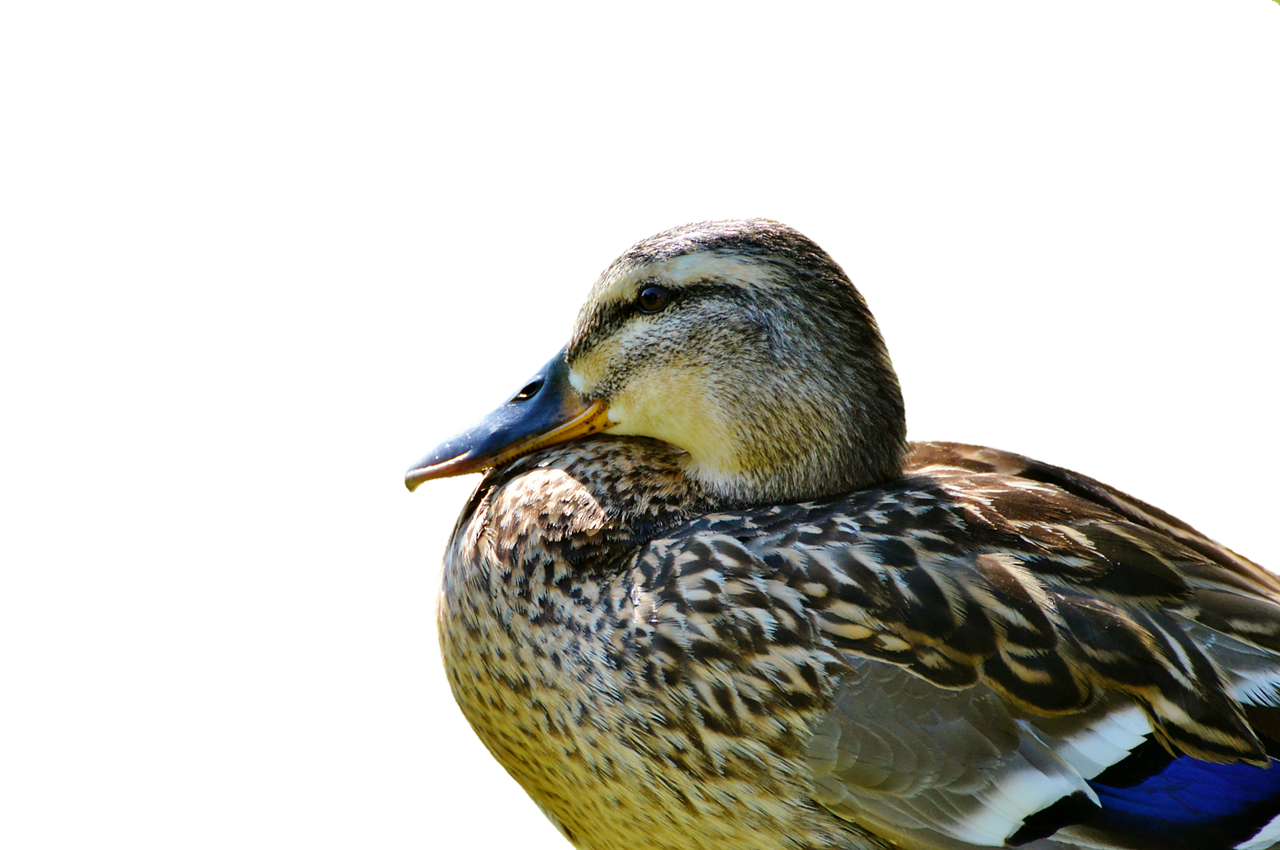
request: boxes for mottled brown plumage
[411,220,1280,850]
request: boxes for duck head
[407,219,907,505]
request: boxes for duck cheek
[605,371,742,475]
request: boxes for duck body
[414,220,1280,850]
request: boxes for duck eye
[637,284,671,314]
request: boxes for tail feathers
[1085,746,1280,850]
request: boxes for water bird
[408,219,1280,850]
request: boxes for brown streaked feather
[650,442,1280,766]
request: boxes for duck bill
[405,348,612,491]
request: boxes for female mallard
[407,220,1280,850]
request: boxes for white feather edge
[813,750,1096,848]
[1238,814,1280,850]
[1025,686,1280,850]
[949,755,1098,845]
[1029,705,1152,781]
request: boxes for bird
[406,219,1280,850]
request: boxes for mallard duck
[407,220,1280,850]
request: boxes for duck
[406,219,1280,850]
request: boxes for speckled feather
[437,436,1280,850]
[419,220,1280,850]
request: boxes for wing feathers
[642,442,1280,847]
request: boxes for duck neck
[684,367,908,507]
[459,437,720,587]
